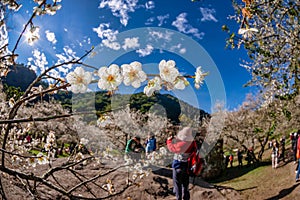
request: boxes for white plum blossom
[36,152,48,165]
[194,66,207,89]
[25,26,40,46]
[46,4,62,15]
[159,60,179,83]
[80,138,89,145]
[46,130,56,144]
[11,155,21,165]
[159,147,167,155]
[121,61,147,88]
[143,77,162,97]
[66,67,92,93]
[27,157,37,167]
[174,77,189,90]
[238,27,258,39]
[124,155,133,165]
[44,143,52,152]
[8,98,15,108]
[75,152,84,161]
[98,64,123,91]
[102,179,115,194]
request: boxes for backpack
[187,149,203,176]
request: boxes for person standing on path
[229,153,234,168]
[271,140,279,169]
[279,136,286,162]
[167,127,197,200]
[295,130,300,181]
[237,149,243,168]
[145,132,156,156]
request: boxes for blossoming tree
[0,0,208,199]
[224,0,299,104]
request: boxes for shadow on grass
[264,183,300,200]
[208,161,271,184]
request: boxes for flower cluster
[1,0,22,11]
[125,162,151,187]
[44,130,57,158]
[11,152,48,168]
[238,27,258,39]
[66,60,208,96]
[102,179,115,194]
[25,25,40,46]
[33,0,62,16]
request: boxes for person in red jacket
[295,130,300,181]
[167,127,197,200]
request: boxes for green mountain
[1,64,37,91]
[55,91,209,124]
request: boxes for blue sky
[7,0,255,113]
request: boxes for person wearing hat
[167,127,197,200]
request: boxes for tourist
[237,149,243,167]
[229,153,234,168]
[125,136,145,160]
[279,136,285,162]
[145,132,156,156]
[271,140,279,169]
[291,131,298,163]
[295,131,300,182]
[167,127,197,200]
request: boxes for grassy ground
[209,146,300,200]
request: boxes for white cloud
[45,30,57,44]
[136,44,153,57]
[48,69,60,80]
[200,7,218,22]
[27,49,48,74]
[102,39,121,50]
[64,28,68,32]
[122,37,140,50]
[172,13,204,39]
[169,44,186,54]
[157,14,169,26]
[148,30,173,42]
[55,46,79,75]
[145,17,155,25]
[93,23,121,50]
[0,11,8,50]
[99,0,139,26]
[145,1,155,10]
[93,23,119,41]
[179,48,186,54]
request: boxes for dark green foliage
[2,84,24,100]
[128,93,181,124]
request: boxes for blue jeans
[172,165,190,200]
[296,159,300,180]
